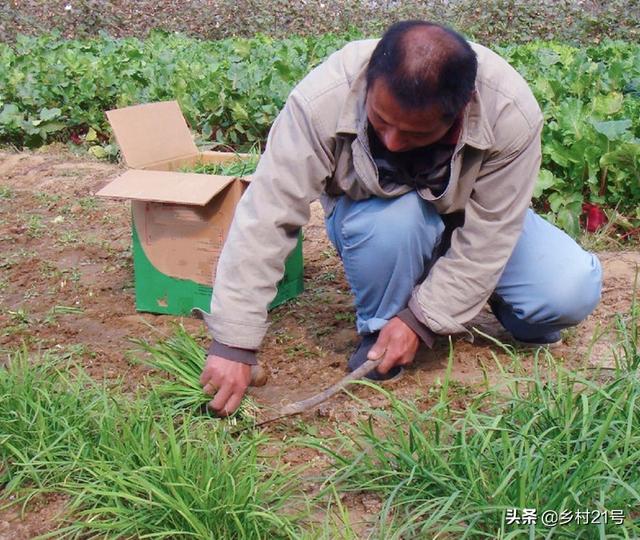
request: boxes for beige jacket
[206,39,544,350]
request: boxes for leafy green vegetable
[0,32,350,148]
[497,41,640,231]
[1,33,639,234]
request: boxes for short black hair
[366,20,478,120]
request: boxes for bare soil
[1,146,638,538]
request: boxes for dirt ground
[1,146,639,538]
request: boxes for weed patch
[316,337,640,537]
[0,346,307,538]
[133,324,260,423]
[180,153,259,177]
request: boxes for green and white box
[96,100,303,315]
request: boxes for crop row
[0,32,352,149]
[0,33,639,234]
[502,42,640,234]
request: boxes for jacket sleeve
[408,111,544,336]
[203,90,335,350]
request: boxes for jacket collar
[335,64,368,136]
[335,66,494,150]
[460,89,494,149]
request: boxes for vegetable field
[1,25,640,540]
[1,33,639,235]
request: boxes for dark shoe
[513,331,562,350]
[347,332,403,382]
[488,297,563,350]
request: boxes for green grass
[182,153,259,177]
[0,349,110,493]
[56,401,304,539]
[2,308,640,538]
[25,214,45,238]
[132,324,212,410]
[133,324,260,423]
[0,347,306,539]
[314,333,640,537]
[611,272,640,373]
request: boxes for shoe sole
[363,367,405,384]
[513,339,563,351]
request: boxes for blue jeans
[325,191,602,342]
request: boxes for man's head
[365,21,477,152]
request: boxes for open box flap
[96,170,235,206]
[106,101,198,169]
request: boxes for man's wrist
[396,308,436,348]
[208,340,258,365]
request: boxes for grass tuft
[317,323,640,537]
[0,347,306,539]
[182,152,259,177]
[132,324,260,424]
[611,268,640,373]
[0,348,111,494]
[55,397,304,539]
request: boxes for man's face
[366,78,454,153]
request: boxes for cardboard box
[96,100,303,315]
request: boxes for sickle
[249,358,383,429]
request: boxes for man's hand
[200,355,252,416]
[368,317,419,374]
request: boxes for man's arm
[409,110,544,338]
[200,89,335,414]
